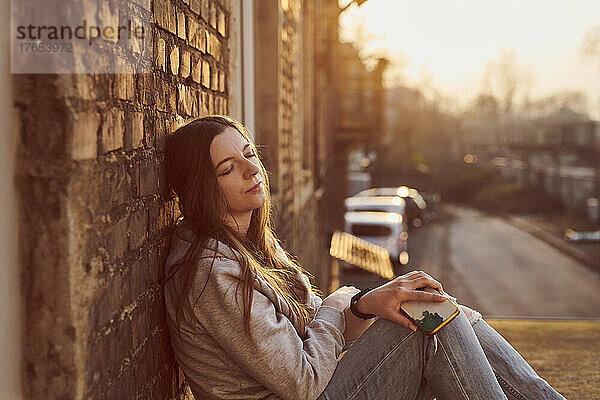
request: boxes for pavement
[505,213,600,275]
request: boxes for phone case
[400,287,460,335]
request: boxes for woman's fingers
[387,312,418,332]
[401,270,426,279]
[406,276,443,292]
[404,289,446,302]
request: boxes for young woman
[161,115,565,400]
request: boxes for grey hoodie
[163,220,346,400]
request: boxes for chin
[253,192,267,209]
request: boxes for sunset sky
[339,0,600,117]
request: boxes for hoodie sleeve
[190,257,346,400]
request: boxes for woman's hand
[356,270,447,331]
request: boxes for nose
[243,158,260,179]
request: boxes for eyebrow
[214,143,251,170]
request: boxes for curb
[505,215,598,273]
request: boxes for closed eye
[220,154,255,176]
[221,166,233,175]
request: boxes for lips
[246,181,262,192]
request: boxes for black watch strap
[350,289,377,320]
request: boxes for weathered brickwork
[15,0,230,399]
[265,0,331,291]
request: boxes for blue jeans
[318,310,566,400]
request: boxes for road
[340,204,600,319]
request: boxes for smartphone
[400,287,460,335]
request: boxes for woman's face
[210,127,266,223]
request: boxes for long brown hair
[161,115,321,337]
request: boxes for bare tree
[469,93,500,121]
[582,24,600,68]
[482,49,532,114]
[522,90,589,117]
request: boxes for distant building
[461,108,600,211]
[334,44,387,197]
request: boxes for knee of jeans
[424,334,438,361]
[459,305,483,326]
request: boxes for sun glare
[339,0,600,116]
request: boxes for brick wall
[254,0,332,292]
[278,0,330,292]
[15,0,229,398]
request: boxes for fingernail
[411,325,417,332]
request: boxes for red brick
[177,84,198,116]
[130,255,149,299]
[155,37,166,72]
[199,91,210,116]
[201,59,211,88]
[101,109,124,153]
[207,92,214,114]
[104,217,128,261]
[218,69,225,92]
[136,160,158,197]
[207,32,221,61]
[217,7,226,37]
[210,63,218,91]
[147,246,163,284]
[56,74,96,101]
[120,267,133,307]
[138,73,155,108]
[113,74,135,101]
[156,80,169,113]
[154,116,167,152]
[209,2,217,29]
[192,57,202,84]
[177,8,186,39]
[181,50,191,78]
[155,0,176,33]
[128,207,148,251]
[190,0,200,15]
[97,163,132,212]
[124,111,144,151]
[201,0,211,22]
[169,45,180,76]
[70,111,99,161]
[131,303,150,348]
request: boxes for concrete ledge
[488,319,600,400]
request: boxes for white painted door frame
[229,0,255,139]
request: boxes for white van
[345,196,406,218]
[355,187,427,228]
[344,211,409,267]
[345,196,408,232]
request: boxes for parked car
[345,195,407,228]
[355,186,427,229]
[344,211,409,270]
